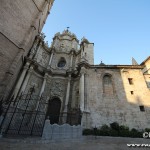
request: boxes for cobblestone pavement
[0,136,150,150]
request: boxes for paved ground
[0,136,150,150]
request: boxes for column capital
[28,65,34,73]
[44,73,49,79]
[67,74,71,81]
[51,49,55,54]
[35,37,40,43]
[39,41,43,46]
[23,62,30,70]
[80,66,86,74]
[71,51,74,55]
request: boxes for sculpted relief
[36,50,49,67]
[60,44,66,52]
[43,79,66,100]
[59,40,72,52]
[50,80,66,97]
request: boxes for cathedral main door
[46,98,61,124]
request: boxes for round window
[58,58,66,68]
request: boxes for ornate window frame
[57,57,66,68]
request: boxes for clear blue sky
[42,0,150,65]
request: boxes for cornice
[90,65,144,69]
[53,35,79,43]
[52,48,81,55]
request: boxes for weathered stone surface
[0,0,54,101]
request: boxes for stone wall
[0,0,54,101]
[0,34,20,97]
[83,67,150,130]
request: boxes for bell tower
[80,37,94,65]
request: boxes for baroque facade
[0,0,54,102]
[10,30,150,130]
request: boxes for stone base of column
[42,119,50,140]
[61,112,68,124]
[63,105,68,113]
[81,110,91,129]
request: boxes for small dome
[99,61,105,66]
[53,29,78,42]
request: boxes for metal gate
[0,90,48,137]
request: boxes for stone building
[10,29,150,130]
[0,0,54,102]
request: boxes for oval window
[58,58,66,68]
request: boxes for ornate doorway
[46,98,61,124]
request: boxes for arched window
[103,74,113,96]
[57,57,66,68]
[103,75,112,84]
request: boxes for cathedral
[8,29,150,131]
[1,1,150,137]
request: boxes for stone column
[80,67,86,112]
[39,73,48,97]
[19,65,34,94]
[70,51,74,68]
[81,43,85,59]
[47,51,54,68]
[79,67,90,128]
[64,75,71,112]
[13,62,30,99]
[62,74,71,123]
